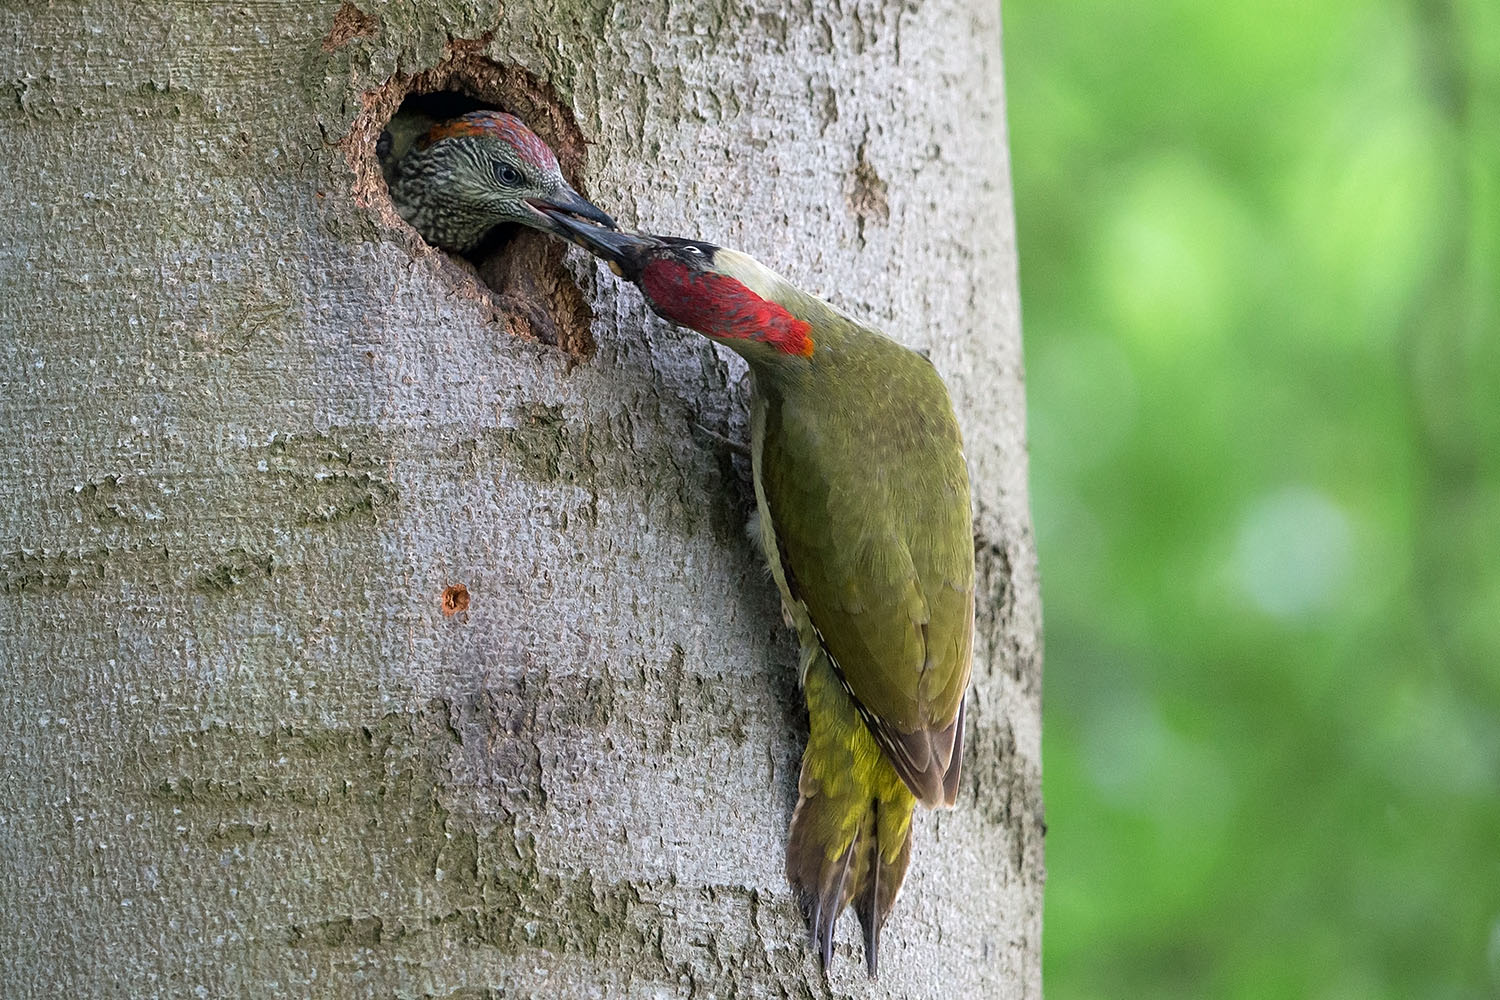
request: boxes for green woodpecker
[543,212,974,977]
[382,110,616,252]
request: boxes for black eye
[682,245,703,256]
[495,163,522,186]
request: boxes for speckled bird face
[387,111,615,252]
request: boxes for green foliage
[1005,0,1500,995]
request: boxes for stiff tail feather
[786,648,916,977]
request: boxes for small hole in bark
[343,41,599,360]
[441,583,470,617]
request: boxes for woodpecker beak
[526,184,617,236]
[540,209,663,280]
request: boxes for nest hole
[345,45,599,360]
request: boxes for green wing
[758,336,974,807]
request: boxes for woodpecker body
[382,110,615,252]
[546,217,974,977]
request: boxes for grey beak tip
[551,186,617,231]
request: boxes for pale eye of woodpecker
[682,245,703,256]
[494,162,523,186]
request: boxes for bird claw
[692,422,750,457]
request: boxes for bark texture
[0,2,1041,997]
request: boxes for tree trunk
[0,2,1041,997]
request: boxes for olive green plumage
[537,217,975,977]
[738,262,973,975]
[740,267,973,801]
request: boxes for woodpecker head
[541,213,816,361]
[386,110,616,253]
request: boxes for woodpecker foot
[692,422,750,457]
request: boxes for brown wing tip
[861,698,967,808]
[940,696,967,807]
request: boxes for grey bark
[0,2,1042,998]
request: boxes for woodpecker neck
[640,260,815,358]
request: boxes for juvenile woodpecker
[544,213,974,977]
[383,110,616,252]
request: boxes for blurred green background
[1004,0,1500,996]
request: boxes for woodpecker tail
[786,647,916,978]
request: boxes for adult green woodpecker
[542,212,974,977]
[382,109,616,252]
